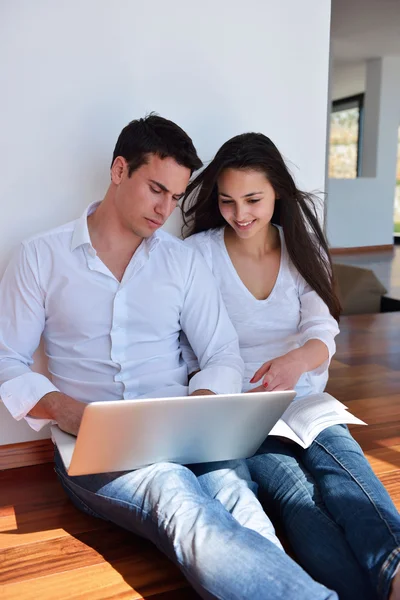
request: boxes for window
[329,94,364,179]
[394,126,400,236]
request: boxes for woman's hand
[247,340,329,393]
[248,350,307,392]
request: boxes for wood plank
[329,244,394,255]
[337,353,400,371]
[0,462,62,506]
[1,563,198,600]
[326,372,400,402]
[0,526,179,585]
[350,422,400,451]
[1,562,200,600]
[0,563,193,600]
[0,527,194,599]
[377,471,400,509]
[330,245,394,255]
[336,313,400,338]
[346,394,400,425]
[0,439,53,470]
[1,563,143,600]
[329,359,351,370]
[149,590,200,600]
[364,445,400,477]
[0,499,107,549]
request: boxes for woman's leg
[247,436,376,600]
[303,424,400,600]
[191,459,284,549]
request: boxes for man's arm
[0,243,63,429]
[29,391,86,435]
[180,250,244,395]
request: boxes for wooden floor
[1,312,399,599]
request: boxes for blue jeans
[247,425,400,600]
[54,449,337,600]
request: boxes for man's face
[112,153,191,238]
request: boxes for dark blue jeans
[247,425,400,600]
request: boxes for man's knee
[145,461,196,492]
[195,459,255,498]
[141,462,205,516]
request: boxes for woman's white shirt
[183,227,339,397]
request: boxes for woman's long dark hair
[181,133,341,321]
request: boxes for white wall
[0,0,332,445]
[331,61,366,101]
[327,56,400,248]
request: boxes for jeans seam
[314,438,399,547]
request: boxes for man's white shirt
[0,202,243,430]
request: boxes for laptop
[51,390,296,476]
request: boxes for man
[0,115,337,600]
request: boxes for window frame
[331,93,365,177]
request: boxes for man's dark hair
[111,113,203,176]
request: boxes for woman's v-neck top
[183,226,339,397]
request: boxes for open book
[268,392,366,449]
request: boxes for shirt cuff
[299,334,336,376]
[1,372,59,429]
[188,365,242,396]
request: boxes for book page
[268,419,307,448]
[269,393,366,448]
[303,412,366,447]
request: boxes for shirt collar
[71,201,161,254]
[71,201,100,252]
[146,230,161,253]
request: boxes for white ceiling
[331,0,400,64]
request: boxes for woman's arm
[250,277,339,392]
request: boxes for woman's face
[217,168,276,239]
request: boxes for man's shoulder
[23,219,76,250]
[182,229,222,268]
[184,229,220,248]
[156,229,194,257]
[154,230,212,281]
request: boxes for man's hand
[190,389,215,396]
[28,391,86,436]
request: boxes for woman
[181,132,400,600]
